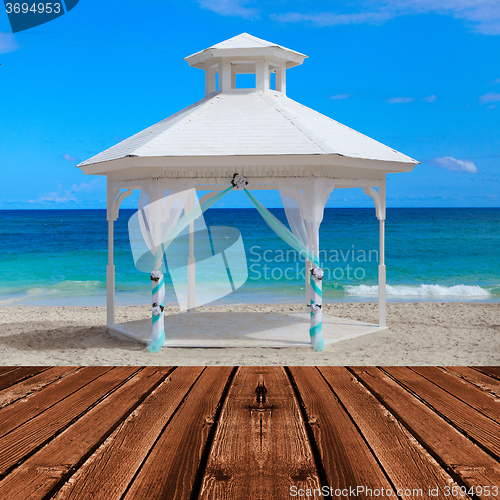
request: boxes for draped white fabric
[137,179,196,268]
[277,178,334,246]
[277,178,334,303]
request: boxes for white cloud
[36,185,78,204]
[479,92,500,103]
[0,32,19,54]
[63,153,79,162]
[329,93,350,100]
[387,96,414,103]
[33,179,104,204]
[71,178,103,192]
[422,94,437,102]
[271,11,390,26]
[198,0,259,19]
[430,156,478,173]
[271,0,500,35]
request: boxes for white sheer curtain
[277,178,334,302]
[127,179,195,351]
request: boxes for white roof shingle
[78,90,417,168]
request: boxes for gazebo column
[106,182,115,327]
[379,217,386,327]
[378,182,387,327]
[204,64,217,95]
[187,189,196,312]
[276,64,286,94]
[106,180,134,327]
[305,221,312,310]
[363,179,387,328]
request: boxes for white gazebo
[77,33,418,351]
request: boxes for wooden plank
[319,367,471,500]
[442,367,500,398]
[411,367,500,424]
[0,366,138,475]
[0,367,174,500]
[351,367,500,498]
[53,367,203,500]
[0,367,48,391]
[288,367,394,498]
[384,367,500,457]
[0,367,19,377]
[0,366,112,439]
[199,367,321,499]
[123,366,234,500]
[472,367,500,381]
[0,367,81,409]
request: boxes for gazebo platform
[108,312,387,348]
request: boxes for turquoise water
[0,208,498,306]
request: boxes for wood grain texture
[0,368,18,377]
[0,367,138,475]
[351,367,500,498]
[0,366,497,500]
[0,367,48,391]
[411,367,500,424]
[199,367,321,499]
[0,367,80,410]
[0,366,111,440]
[320,367,470,500]
[473,367,500,380]
[123,366,234,500]
[0,367,173,500]
[384,367,500,457]
[441,367,500,397]
[289,366,394,499]
[53,366,203,500]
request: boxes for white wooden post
[305,221,312,310]
[256,60,270,91]
[276,64,286,94]
[205,64,216,95]
[221,61,232,93]
[187,189,196,312]
[231,65,236,90]
[378,180,387,327]
[106,180,115,327]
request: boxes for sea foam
[344,284,492,298]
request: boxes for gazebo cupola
[184,32,307,96]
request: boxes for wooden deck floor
[0,366,498,499]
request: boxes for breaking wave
[344,284,494,298]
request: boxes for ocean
[0,208,498,306]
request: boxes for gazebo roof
[78,33,418,181]
[78,90,416,170]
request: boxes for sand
[0,303,498,366]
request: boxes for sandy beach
[0,302,498,365]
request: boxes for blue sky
[0,0,499,209]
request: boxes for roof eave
[185,47,307,69]
[78,154,418,176]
